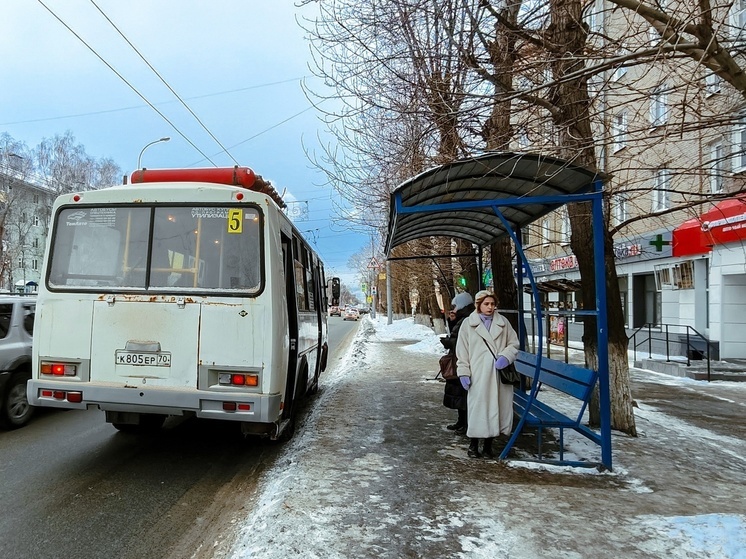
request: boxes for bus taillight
[41,362,78,376]
[221,402,252,412]
[219,373,259,387]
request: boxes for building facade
[0,168,54,293]
[514,0,746,358]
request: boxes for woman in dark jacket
[441,292,474,433]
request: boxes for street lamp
[136,137,170,169]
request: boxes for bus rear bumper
[27,379,282,423]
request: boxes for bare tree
[303,0,746,435]
[0,131,122,290]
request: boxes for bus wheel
[277,416,295,442]
[309,375,319,395]
[112,414,166,433]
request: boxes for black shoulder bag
[481,338,520,385]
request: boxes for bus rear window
[47,206,263,293]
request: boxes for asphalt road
[0,315,359,559]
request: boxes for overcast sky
[0,0,371,290]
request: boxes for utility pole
[386,260,393,325]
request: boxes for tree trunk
[457,239,479,293]
[491,239,519,332]
[549,0,636,435]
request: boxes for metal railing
[628,323,713,381]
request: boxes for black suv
[0,296,35,429]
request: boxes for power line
[35,0,217,166]
[88,0,238,165]
[0,77,311,126]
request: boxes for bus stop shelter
[384,151,612,470]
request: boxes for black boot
[468,438,482,458]
[482,437,495,458]
[447,409,467,431]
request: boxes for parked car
[330,306,341,317]
[0,295,36,429]
[343,307,360,321]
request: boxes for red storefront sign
[672,196,746,257]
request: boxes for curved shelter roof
[385,152,605,255]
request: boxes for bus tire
[309,376,319,395]
[112,414,166,433]
[277,416,295,442]
[319,343,328,372]
[277,366,308,442]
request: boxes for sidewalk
[226,316,746,559]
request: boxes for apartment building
[514,0,746,358]
[0,166,54,293]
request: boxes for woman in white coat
[455,290,519,458]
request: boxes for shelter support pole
[516,229,527,348]
[478,244,484,290]
[592,180,612,470]
[386,260,393,325]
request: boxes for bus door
[281,235,299,421]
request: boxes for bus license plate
[115,351,172,367]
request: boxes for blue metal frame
[391,178,612,470]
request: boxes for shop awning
[385,152,604,254]
[673,196,746,257]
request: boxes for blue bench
[502,350,602,467]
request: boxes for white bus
[29,167,332,440]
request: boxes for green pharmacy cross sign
[649,233,670,252]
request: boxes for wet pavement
[225,323,746,559]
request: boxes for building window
[705,72,722,96]
[584,0,604,32]
[612,46,628,81]
[734,117,746,174]
[612,112,627,152]
[32,259,39,271]
[522,225,531,246]
[33,193,39,204]
[655,261,695,290]
[648,26,659,46]
[33,238,39,248]
[542,219,551,245]
[560,209,570,245]
[652,169,671,212]
[709,141,724,194]
[650,85,669,126]
[517,129,530,149]
[613,193,629,225]
[731,0,745,41]
[33,215,40,227]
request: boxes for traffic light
[457,276,467,288]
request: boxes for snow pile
[365,314,445,355]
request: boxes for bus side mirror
[330,277,340,306]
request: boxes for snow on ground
[226,314,746,559]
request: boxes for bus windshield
[48,205,263,293]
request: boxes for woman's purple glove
[459,376,471,390]
[495,356,509,370]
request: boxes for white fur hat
[452,292,473,311]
